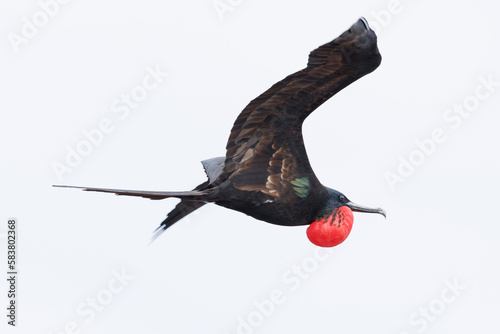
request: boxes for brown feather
[219,19,381,202]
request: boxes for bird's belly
[215,199,315,227]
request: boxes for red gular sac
[306,206,354,247]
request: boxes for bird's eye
[339,195,346,202]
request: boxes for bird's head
[307,188,386,247]
[307,17,382,74]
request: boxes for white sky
[1,0,499,333]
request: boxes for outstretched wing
[221,18,381,200]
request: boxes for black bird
[56,18,385,247]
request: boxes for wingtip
[359,17,370,30]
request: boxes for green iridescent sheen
[290,177,310,199]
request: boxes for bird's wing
[221,18,381,200]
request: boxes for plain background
[1,0,499,333]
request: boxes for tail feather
[53,185,209,201]
[54,181,212,243]
[150,180,211,243]
[150,200,206,243]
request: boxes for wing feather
[221,18,381,200]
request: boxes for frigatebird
[55,17,385,247]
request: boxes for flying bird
[55,17,385,247]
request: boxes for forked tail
[53,182,211,242]
[53,185,210,200]
[151,200,207,243]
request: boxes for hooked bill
[306,206,354,247]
